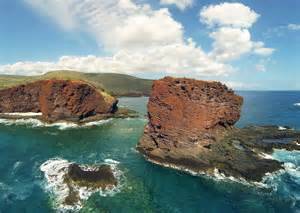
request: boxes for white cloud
[2,1,272,78]
[199,2,259,28]
[160,0,193,10]
[200,2,274,61]
[252,42,275,56]
[209,27,253,61]
[223,81,247,90]
[11,0,234,77]
[24,0,184,51]
[287,24,300,31]
[109,9,183,50]
[255,64,266,72]
[0,43,232,77]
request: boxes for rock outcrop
[137,77,300,182]
[40,159,119,210]
[0,80,117,122]
[143,77,243,149]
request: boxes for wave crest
[0,118,113,130]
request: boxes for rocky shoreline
[0,79,139,124]
[137,77,300,182]
[0,107,138,126]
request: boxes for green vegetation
[0,70,153,97]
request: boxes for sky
[0,0,299,90]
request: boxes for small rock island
[40,159,119,210]
[137,77,300,182]
[0,79,135,123]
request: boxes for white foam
[258,149,300,205]
[0,112,42,117]
[294,103,300,106]
[12,161,23,174]
[258,152,274,160]
[82,119,112,127]
[0,117,113,130]
[278,126,287,130]
[40,158,123,211]
[144,156,250,185]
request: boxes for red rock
[141,77,243,149]
[0,80,117,122]
[137,77,300,182]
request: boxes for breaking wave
[260,150,300,208]
[40,158,124,211]
[0,118,113,130]
[294,103,300,106]
[0,112,42,117]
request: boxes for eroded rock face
[140,77,243,149]
[0,81,42,113]
[137,77,300,182]
[0,80,117,122]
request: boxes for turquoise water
[0,93,300,212]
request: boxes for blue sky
[0,0,299,90]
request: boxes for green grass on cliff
[0,70,153,97]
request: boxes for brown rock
[0,81,42,113]
[0,80,117,122]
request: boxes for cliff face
[0,80,117,122]
[145,77,243,149]
[137,77,300,182]
[0,81,42,113]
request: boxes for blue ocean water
[0,92,300,212]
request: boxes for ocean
[0,91,300,213]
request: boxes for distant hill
[0,71,153,97]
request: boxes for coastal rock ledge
[137,77,300,182]
[0,80,118,122]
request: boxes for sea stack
[0,80,118,122]
[137,77,300,181]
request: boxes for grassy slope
[0,71,153,96]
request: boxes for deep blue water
[0,92,300,212]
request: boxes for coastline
[0,107,139,129]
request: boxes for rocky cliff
[0,80,117,122]
[144,77,243,149]
[137,77,300,182]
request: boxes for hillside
[0,71,153,97]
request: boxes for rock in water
[0,80,117,122]
[40,159,119,210]
[143,76,243,148]
[137,77,300,182]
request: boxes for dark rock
[67,163,117,188]
[63,163,117,206]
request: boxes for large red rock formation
[137,77,300,181]
[0,80,117,122]
[141,77,243,149]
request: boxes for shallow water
[0,93,300,212]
